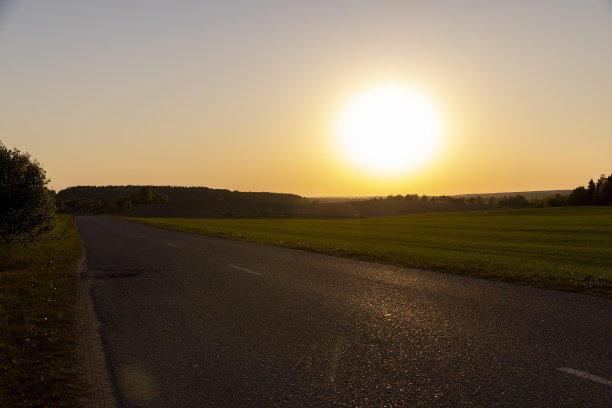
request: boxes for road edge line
[558,367,612,388]
[228,264,261,275]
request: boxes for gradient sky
[1,1,611,196]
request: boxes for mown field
[0,214,83,408]
[130,206,612,297]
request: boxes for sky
[1,1,611,197]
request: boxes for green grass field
[130,206,612,297]
[0,214,83,408]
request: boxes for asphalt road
[76,216,612,407]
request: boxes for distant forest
[56,173,612,218]
[57,185,305,217]
[562,173,612,206]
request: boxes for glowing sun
[336,84,443,175]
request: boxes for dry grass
[0,215,83,407]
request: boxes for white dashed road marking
[167,243,178,248]
[558,367,612,388]
[228,265,261,276]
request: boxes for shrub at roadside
[0,142,56,243]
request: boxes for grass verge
[127,207,612,298]
[0,214,83,408]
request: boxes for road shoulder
[74,251,117,408]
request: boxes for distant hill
[455,190,572,199]
[307,196,374,203]
[312,190,572,202]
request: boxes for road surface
[76,216,611,407]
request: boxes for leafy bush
[0,142,56,242]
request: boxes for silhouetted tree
[0,142,56,242]
[543,194,567,207]
[139,186,154,203]
[117,198,133,211]
[499,194,530,207]
[587,179,596,203]
[597,175,612,205]
[567,186,588,206]
[154,194,169,203]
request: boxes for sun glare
[336,84,443,175]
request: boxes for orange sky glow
[1,1,611,197]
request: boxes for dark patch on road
[92,268,151,279]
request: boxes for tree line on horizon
[57,186,168,214]
[507,173,612,207]
[563,173,612,206]
[56,172,612,216]
[375,173,612,208]
[56,185,304,215]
